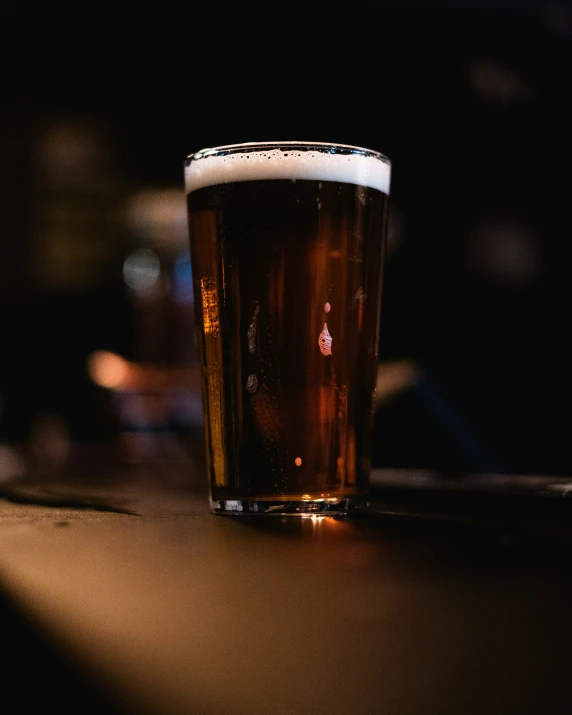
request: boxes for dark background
[1,4,571,480]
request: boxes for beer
[185,143,391,514]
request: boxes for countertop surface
[2,468,572,715]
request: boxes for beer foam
[185,143,391,195]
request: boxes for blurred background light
[172,251,194,305]
[470,224,538,286]
[0,8,570,481]
[124,188,188,254]
[87,351,132,391]
[123,248,161,295]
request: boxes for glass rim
[185,141,391,166]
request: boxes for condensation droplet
[355,287,366,303]
[247,303,260,354]
[318,323,332,356]
[294,457,302,467]
[324,302,331,314]
[246,374,259,393]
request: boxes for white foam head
[185,142,391,195]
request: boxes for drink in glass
[185,142,391,515]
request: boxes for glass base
[209,496,369,516]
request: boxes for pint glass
[184,142,391,515]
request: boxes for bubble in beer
[355,287,366,303]
[246,374,259,393]
[318,323,333,356]
[294,457,302,467]
[324,302,331,314]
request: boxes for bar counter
[2,468,572,715]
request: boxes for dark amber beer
[185,142,391,514]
